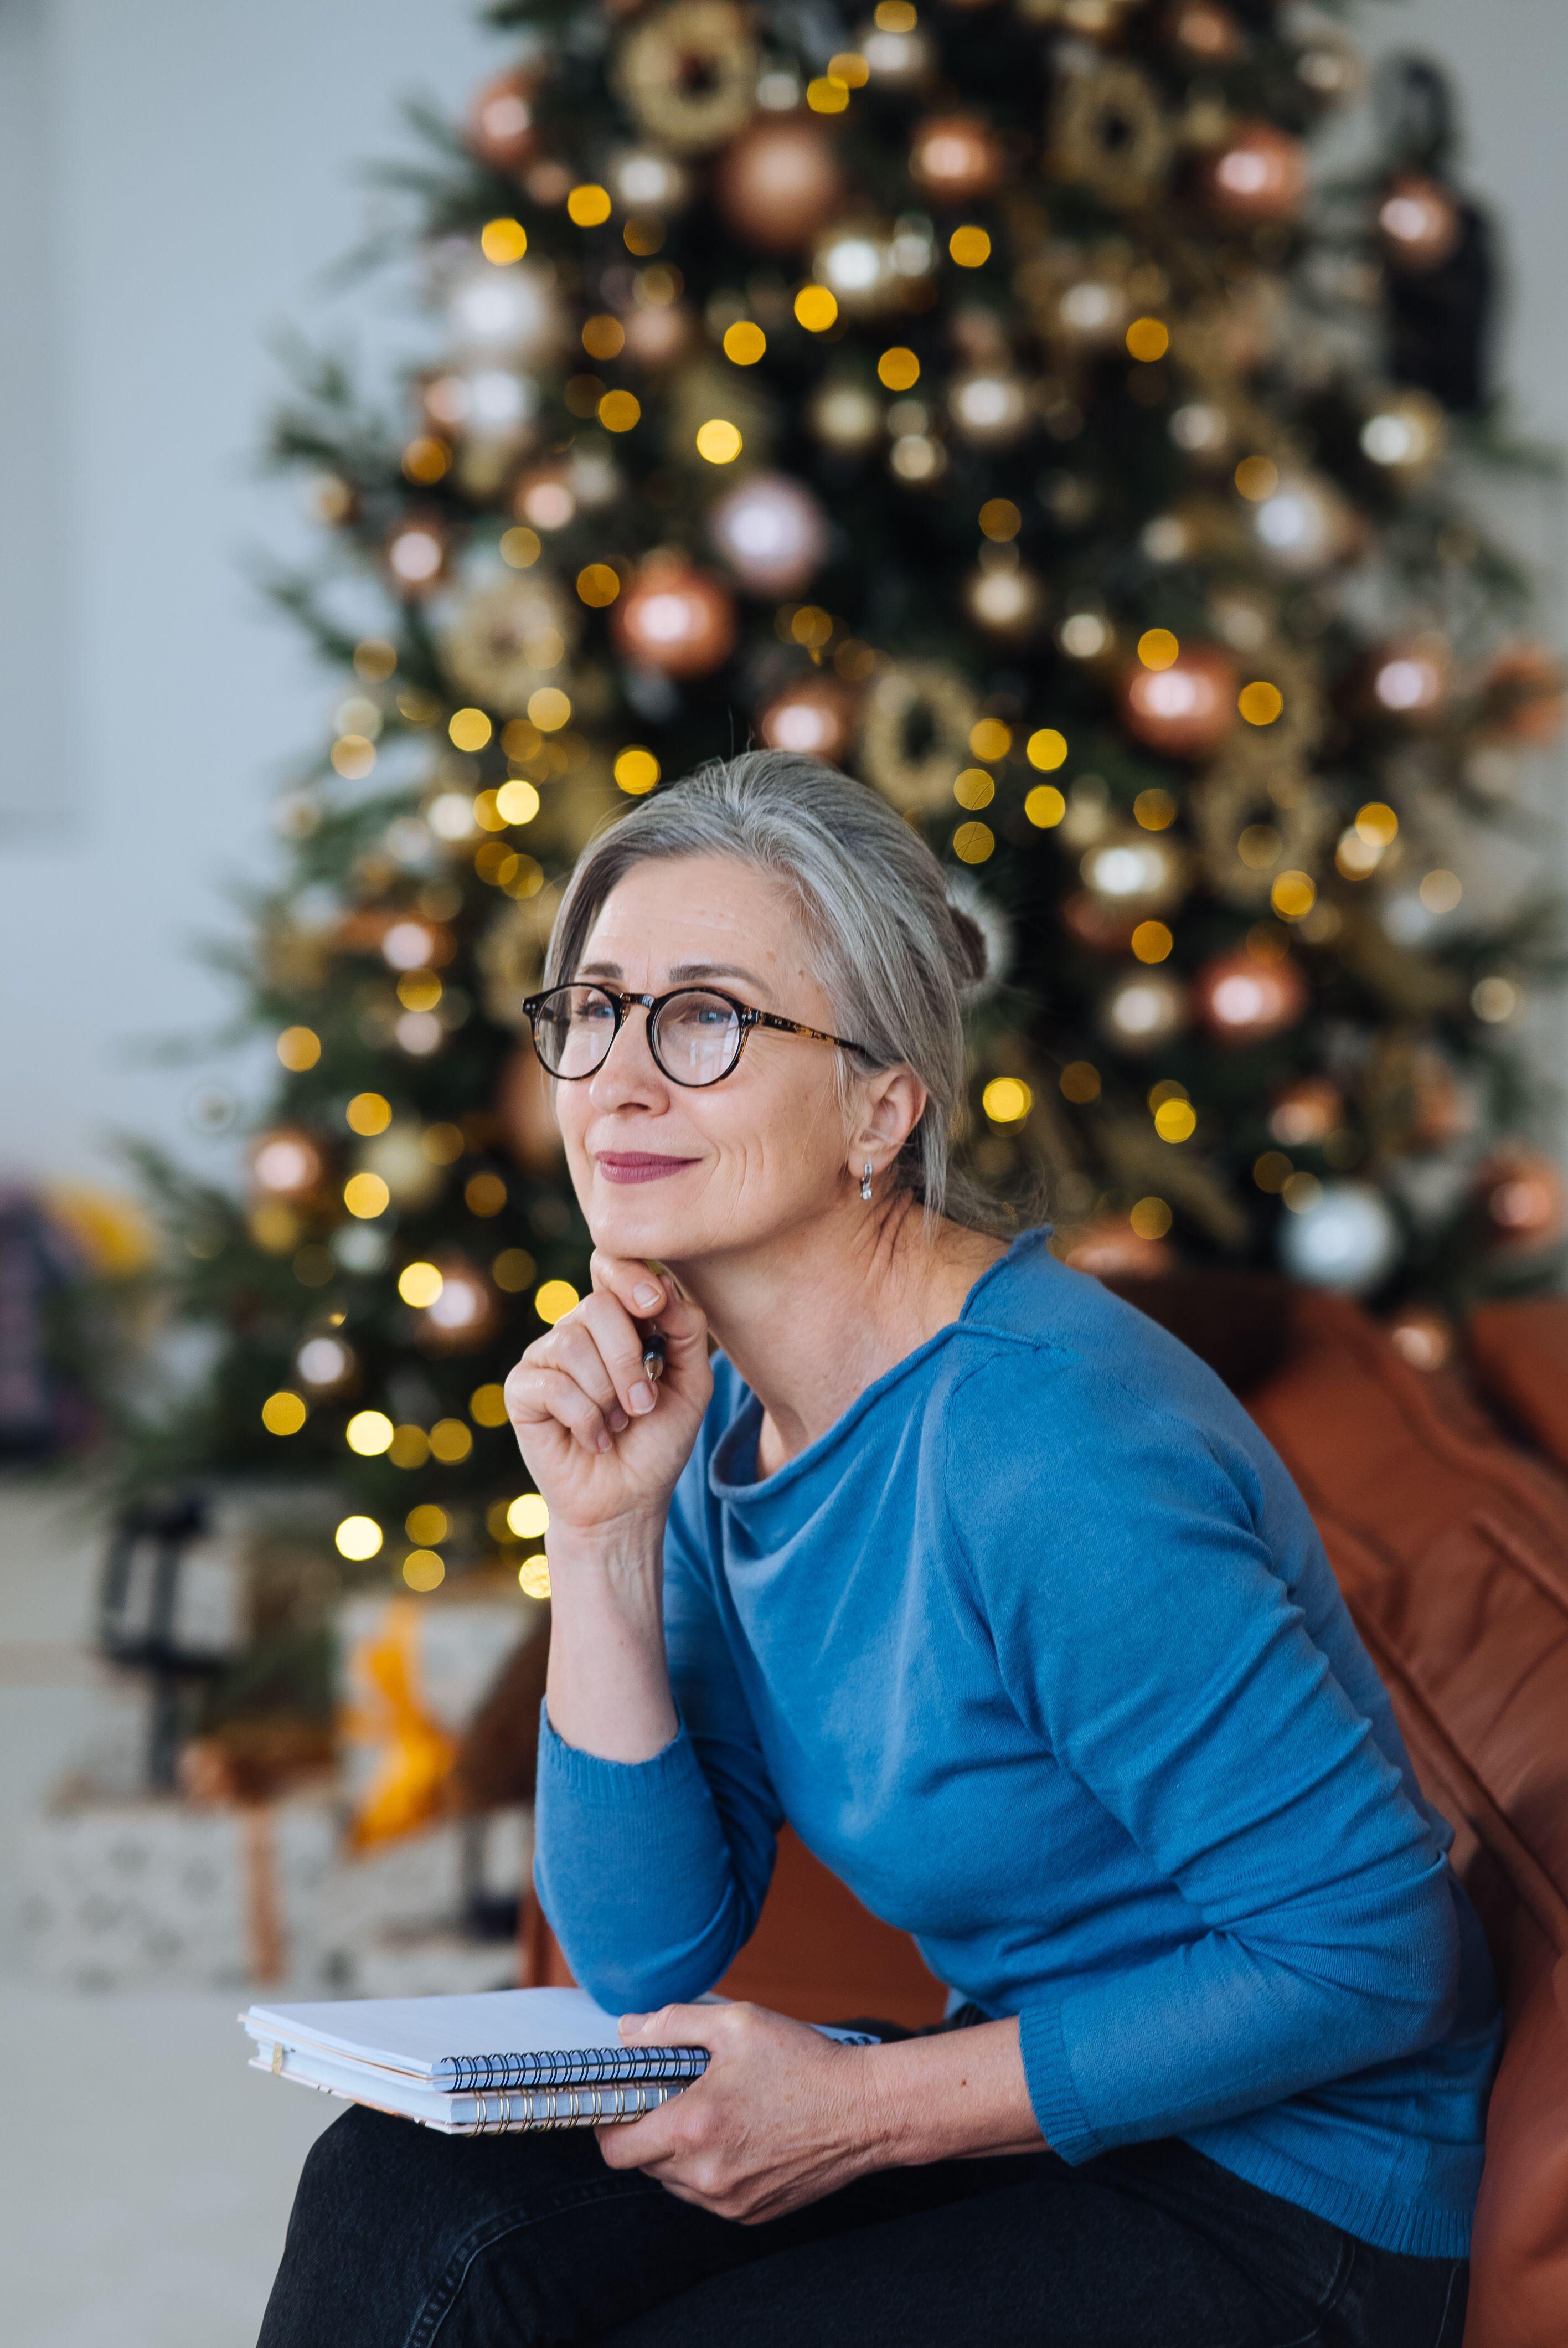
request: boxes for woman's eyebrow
[576,957,771,992]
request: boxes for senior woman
[261,753,1496,2348]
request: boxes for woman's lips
[595,1152,701,1185]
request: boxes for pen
[641,1329,666,1385]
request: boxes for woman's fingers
[590,1253,709,1376]
[570,1291,660,1419]
[504,1361,615,1454]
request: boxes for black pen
[641,1328,667,1386]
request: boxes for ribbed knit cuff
[537,1700,707,1806]
[1018,2000,1100,2166]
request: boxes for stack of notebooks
[242,1985,874,2136]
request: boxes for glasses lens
[651,991,742,1087]
[533,986,617,1077]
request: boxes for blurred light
[1060,612,1109,658]
[1154,1099,1196,1142]
[481,217,528,264]
[388,1424,429,1468]
[1356,801,1399,845]
[495,780,540,825]
[470,1383,508,1427]
[398,1261,445,1308]
[567,184,612,226]
[1026,728,1068,770]
[429,1419,473,1463]
[1420,869,1462,914]
[346,1410,394,1456]
[297,1337,352,1388]
[261,1391,307,1436]
[500,526,541,569]
[615,746,661,795]
[450,708,493,751]
[793,285,838,331]
[535,1279,579,1324]
[508,1493,550,1538]
[1234,455,1280,502]
[1025,786,1065,827]
[518,1553,551,1599]
[1134,789,1176,830]
[581,313,625,359]
[982,1077,1031,1124]
[1137,629,1179,670]
[276,1026,321,1072]
[1060,1061,1101,1103]
[575,564,620,609]
[599,389,641,432]
[1132,920,1173,963]
[1472,975,1518,1023]
[723,321,766,365]
[336,1515,383,1560]
[953,769,994,809]
[406,1505,448,1544]
[528,687,571,730]
[403,1551,445,1592]
[1271,871,1316,920]
[878,346,921,390]
[492,1247,535,1291]
[1130,1197,1172,1239]
[1239,681,1284,725]
[1126,317,1169,362]
[695,419,742,464]
[949,225,991,267]
[952,821,994,864]
[343,1173,390,1219]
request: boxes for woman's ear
[849,1066,927,1173]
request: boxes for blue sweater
[536,1230,1500,2258]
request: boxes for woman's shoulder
[941,1237,1276,1517]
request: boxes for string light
[723,321,766,364]
[508,1492,550,1538]
[276,1027,321,1072]
[346,1410,394,1457]
[403,1551,445,1592]
[261,1391,307,1435]
[794,285,838,331]
[948,225,991,267]
[470,1383,508,1427]
[598,390,641,432]
[1025,785,1066,827]
[336,1516,383,1561]
[519,1554,551,1599]
[535,1279,579,1324]
[695,418,743,463]
[878,346,921,390]
[479,217,528,264]
[343,1173,390,1219]
[567,183,612,226]
[1027,728,1068,770]
[982,1078,1032,1124]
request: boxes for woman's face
[551,853,910,1264]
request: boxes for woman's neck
[668,1197,1009,1477]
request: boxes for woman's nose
[586,1005,663,1106]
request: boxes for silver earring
[860,1162,874,1202]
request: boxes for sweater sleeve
[532,1465,780,2013]
[945,1350,1461,2164]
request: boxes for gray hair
[543,750,1015,1236]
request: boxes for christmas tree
[127,0,1565,1603]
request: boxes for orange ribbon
[341,1598,457,1851]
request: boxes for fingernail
[596,1430,613,1452]
[628,1381,654,1414]
[634,1281,661,1308]
[608,1407,629,1432]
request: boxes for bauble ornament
[809,378,884,454]
[1377,174,1463,274]
[612,555,737,678]
[708,473,828,595]
[1101,969,1186,1051]
[466,66,541,173]
[445,259,562,365]
[714,117,846,252]
[964,560,1048,640]
[1278,1181,1400,1294]
[1367,637,1450,724]
[415,1254,499,1352]
[1268,1077,1342,1149]
[1247,469,1357,576]
[756,676,858,762]
[1193,947,1308,1044]
[250,1129,327,1204]
[909,112,1004,205]
[1121,642,1239,760]
[1202,121,1308,224]
[1473,1150,1567,1255]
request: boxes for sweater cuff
[537,1700,708,1810]
[1018,2000,1100,2166]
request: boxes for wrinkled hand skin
[595,2001,893,2226]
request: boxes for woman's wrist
[850,2020,1044,2170]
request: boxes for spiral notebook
[243,1985,874,2135]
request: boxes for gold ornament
[477,890,561,1031]
[1192,748,1332,906]
[439,574,577,717]
[1202,122,1308,224]
[614,2,757,154]
[1049,64,1173,210]
[964,559,1048,640]
[859,663,978,814]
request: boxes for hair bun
[948,902,989,987]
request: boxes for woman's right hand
[504,1252,711,1543]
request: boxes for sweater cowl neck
[706,1224,1056,1507]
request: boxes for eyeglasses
[522,984,869,1089]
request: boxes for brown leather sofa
[523,1285,1568,2347]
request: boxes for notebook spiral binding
[435,2045,710,2093]
[460,2082,678,2135]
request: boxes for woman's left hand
[595,2002,886,2224]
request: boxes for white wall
[1,0,1565,1183]
[0,0,491,1180]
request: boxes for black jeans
[258,2107,1467,2347]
